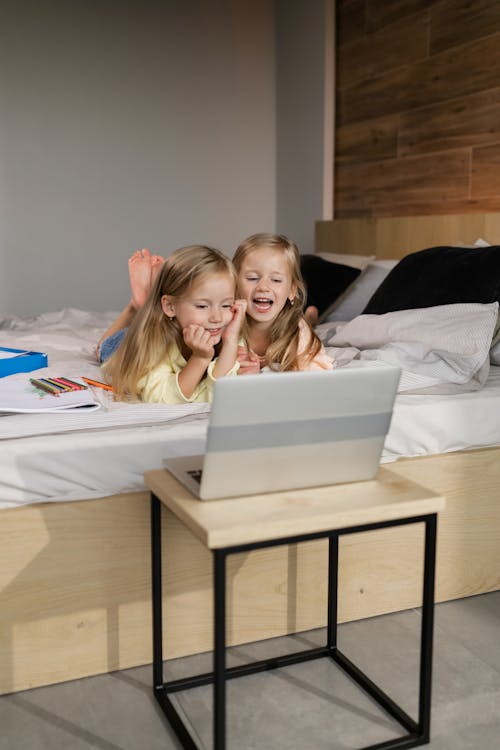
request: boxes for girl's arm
[178,325,216,399]
[213,300,247,379]
[139,356,211,404]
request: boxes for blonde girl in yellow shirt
[103,245,246,404]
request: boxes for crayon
[81,376,114,392]
[30,378,60,397]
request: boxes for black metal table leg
[151,493,163,690]
[214,550,227,750]
[327,533,339,652]
[418,514,437,742]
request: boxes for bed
[1,213,500,696]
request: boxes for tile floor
[1,591,499,749]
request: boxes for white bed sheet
[0,417,209,509]
[382,363,500,462]
[2,309,500,509]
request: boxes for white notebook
[0,376,101,413]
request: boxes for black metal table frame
[150,493,437,750]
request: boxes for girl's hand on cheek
[222,299,247,343]
[183,325,214,360]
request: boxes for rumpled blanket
[318,302,499,394]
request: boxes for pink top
[296,319,335,371]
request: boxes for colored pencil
[81,376,114,392]
[40,377,65,392]
[53,377,87,390]
[38,378,62,395]
[30,378,60,397]
[45,378,72,392]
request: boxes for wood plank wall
[336,0,500,218]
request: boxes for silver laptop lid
[199,365,400,500]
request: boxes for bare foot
[304,305,319,327]
[150,254,165,286]
[128,248,153,309]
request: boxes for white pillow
[325,259,398,323]
[455,238,492,248]
[327,302,498,392]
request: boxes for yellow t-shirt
[138,346,239,404]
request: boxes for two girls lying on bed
[99,234,333,404]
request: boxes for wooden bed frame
[2,213,500,696]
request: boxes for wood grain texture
[337,0,366,47]
[365,0,435,33]
[472,142,500,198]
[335,0,500,217]
[337,114,399,164]
[339,31,500,127]
[145,468,444,549]
[338,12,428,90]
[335,150,470,216]
[399,88,500,157]
[0,492,151,695]
[354,198,500,219]
[315,213,500,256]
[430,0,500,55]
[387,449,500,601]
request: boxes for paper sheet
[0,349,28,360]
[0,376,101,413]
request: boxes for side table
[144,467,445,750]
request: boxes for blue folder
[0,347,48,378]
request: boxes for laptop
[163,364,401,500]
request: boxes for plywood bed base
[1,446,499,696]
[316,212,500,258]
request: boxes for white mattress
[1,309,500,510]
[382,363,500,462]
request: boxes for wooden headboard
[315,213,500,259]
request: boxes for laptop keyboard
[187,469,203,484]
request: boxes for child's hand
[237,346,261,375]
[183,325,215,360]
[222,299,247,344]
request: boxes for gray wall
[0,0,276,315]
[275,0,334,253]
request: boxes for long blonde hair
[104,245,236,399]
[233,233,321,371]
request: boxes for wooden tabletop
[144,467,445,550]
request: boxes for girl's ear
[161,295,176,318]
[288,282,298,305]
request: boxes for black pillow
[363,245,500,315]
[300,255,361,317]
